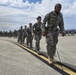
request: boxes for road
[0,35,76,75]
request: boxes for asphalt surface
[0,35,76,75]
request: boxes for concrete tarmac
[0,35,76,75]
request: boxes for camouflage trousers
[27,34,33,48]
[22,34,27,43]
[35,34,42,51]
[46,31,58,58]
[17,34,23,43]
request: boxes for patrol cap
[55,3,62,8]
[36,16,41,19]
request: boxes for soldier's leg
[23,34,27,42]
[30,35,33,48]
[18,34,21,43]
[35,34,40,51]
[26,35,29,46]
[46,32,54,57]
[21,34,26,44]
[20,36,22,43]
[23,35,26,44]
[22,34,24,44]
[52,32,58,57]
[17,35,20,43]
[46,32,56,63]
[39,34,42,49]
[24,35,26,43]
[22,34,25,44]
[21,35,23,44]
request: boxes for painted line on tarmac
[2,39,76,75]
[22,44,76,74]
[13,42,76,75]
[22,44,76,73]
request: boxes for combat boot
[52,58,57,63]
[48,56,53,64]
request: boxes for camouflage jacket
[33,22,42,34]
[27,27,33,35]
[18,29,23,35]
[42,11,64,32]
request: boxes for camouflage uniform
[22,28,27,43]
[42,11,64,58]
[26,27,33,48]
[13,30,18,38]
[33,22,42,51]
[17,28,23,43]
[9,30,12,38]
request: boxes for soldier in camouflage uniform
[22,25,27,44]
[42,3,65,64]
[26,23,33,48]
[9,30,12,38]
[17,26,23,43]
[33,16,42,54]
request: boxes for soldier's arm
[59,15,64,31]
[42,13,50,36]
[59,14,65,36]
[42,13,49,32]
[33,23,36,34]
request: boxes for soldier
[9,30,12,38]
[33,16,42,54]
[17,26,23,43]
[42,3,65,64]
[13,30,18,38]
[71,29,75,36]
[26,23,33,48]
[22,25,27,44]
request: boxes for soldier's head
[37,16,42,22]
[54,3,62,14]
[20,26,23,29]
[25,25,27,29]
[29,23,32,28]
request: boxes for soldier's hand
[61,31,66,36]
[42,32,46,36]
[32,33,34,36]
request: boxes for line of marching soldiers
[1,3,71,64]
[17,3,67,64]
[17,16,42,54]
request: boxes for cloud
[0,0,76,31]
[0,0,8,4]
[63,1,76,16]
[0,0,76,16]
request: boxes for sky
[0,0,76,31]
